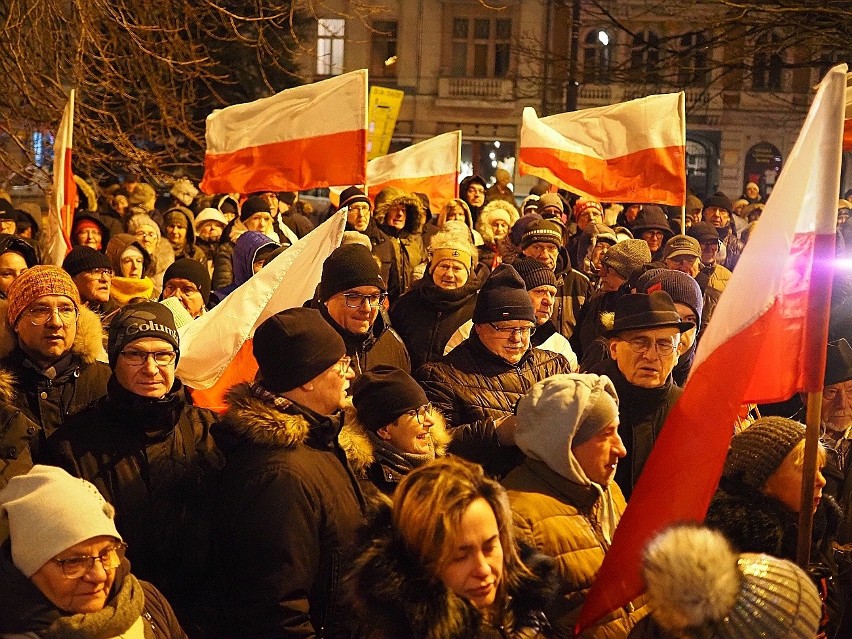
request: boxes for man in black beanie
[161,257,211,319]
[46,301,223,629]
[211,307,365,638]
[313,243,410,376]
[63,245,115,316]
[416,264,572,477]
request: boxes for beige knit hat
[0,465,122,577]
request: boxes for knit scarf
[110,276,154,305]
[367,431,435,477]
[41,573,145,639]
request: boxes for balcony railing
[437,77,514,102]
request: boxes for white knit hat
[0,465,122,577]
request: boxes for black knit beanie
[723,417,805,490]
[512,257,558,291]
[163,258,211,303]
[339,186,371,210]
[704,191,733,213]
[520,219,564,250]
[472,264,536,324]
[108,302,180,367]
[317,244,385,302]
[636,268,703,329]
[351,365,428,433]
[240,196,272,222]
[252,308,346,393]
[62,246,113,277]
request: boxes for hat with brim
[663,235,701,260]
[603,290,695,338]
[825,339,852,386]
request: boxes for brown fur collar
[0,299,107,365]
[222,382,375,473]
[374,195,426,234]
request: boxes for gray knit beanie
[723,417,805,489]
[601,239,652,279]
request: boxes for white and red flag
[45,89,76,266]
[577,65,845,633]
[365,131,461,208]
[843,71,852,151]
[200,70,368,195]
[518,93,686,206]
[176,210,346,412]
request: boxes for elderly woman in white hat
[0,465,186,638]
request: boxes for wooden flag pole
[796,390,824,567]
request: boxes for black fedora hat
[603,290,695,338]
[825,339,852,386]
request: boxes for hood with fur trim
[476,200,520,246]
[374,195,426,236]
[347,501,557,639]
[0,298,107,365]
[220,382,374,474]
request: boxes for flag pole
[796,390,823,567]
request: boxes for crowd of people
[0,173,849,638]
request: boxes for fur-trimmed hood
[0,298,107,365]
[220,382,374,473]
[346,501,558,639]
[477,200,520,245]
[374,194,426,235]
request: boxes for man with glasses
[211,307,365,638]
[47,301,223,629]
[519,218,591,341]
[161,258,211,319]
[417,264,572,478]
[62,245,120,320]
[688,221,733,300]
[314,243,410,376]
[0,266,111,445]
[587,290,693,499]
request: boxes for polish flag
[577,65,845,632]
[518,93,686,206]
[365,131,461,208]
[843,71,852,150]
[200,70,368,195]
[45,90,76,266]
[177,210,346,412]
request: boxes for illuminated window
[317,18,345,76]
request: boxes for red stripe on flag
[367,172,459,210]
[190,339,257,413]
[61,148,75,252]
[844,119,852,152]
[200,129,367,194]
[518,145,686,206]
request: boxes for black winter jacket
[416,332,571,478]
[210,383,366,638]
[589,359,682,500]
[45,377,224,626]
[347,502,558,639]
[389,276,479,370]
[551,251,592,341]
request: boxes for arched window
[630,30,660,83]
[582,29,612,83]
[752,32,784,91]
[678,32,709,86]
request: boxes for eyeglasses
[341,292,386,308]
[164,282,199,296]
[53,542,127,579]
[699,240,721,249]
[26,304,78,326]
[405,403,434,424]
[85,267,113,278]
[642,231,666,239]
[336,356,352,376]
[488,324,536,339]
[120,350,178,366]
[134,230,157,239]
[620,336,677,356]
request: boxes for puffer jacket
[375,194,427,301]
[389,275,479,370]
[504,459,647,638]
[0,369,39,490]
[415,331,571,478]
[587,359,682,500]
[0,547,187,639]
[0,299,110,454]
[44,376,224,628]
[209,383,366,638]
[552,249,592,341]
[347,501,558,639]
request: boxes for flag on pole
[518,93,686,206]
[843,72,852,151]
[177,210,346,411]
[576,65,845,633]
[46,90,76,266]
[200,70,368,195]
[365,131,461,208]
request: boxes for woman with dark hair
[348,456,557,638]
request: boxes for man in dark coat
[0,266,110,452]
[313,243,410,376]
[587,291,693,499]
[211,308,365,637]
[45,302,223,631]
[338,186,397,299]
[416,264,572,478]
